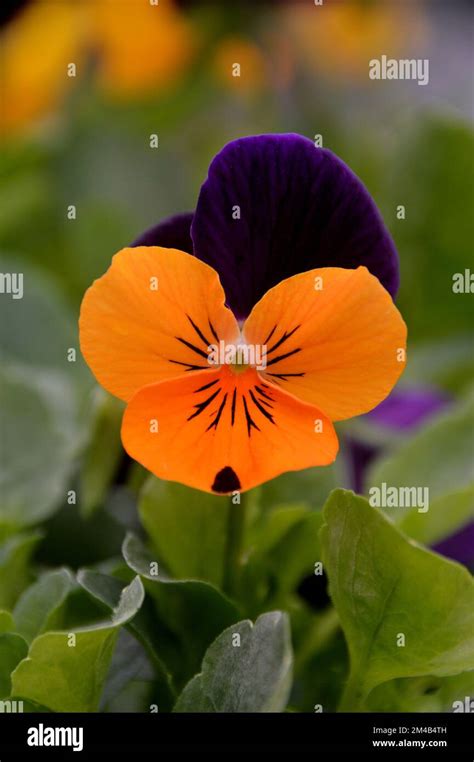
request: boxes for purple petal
[368,388,450,431]
[132,212,194,253]
[432,521,474,568]
[345,438,378,495]
[191,133,399,318]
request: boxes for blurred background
[0,0,473,712]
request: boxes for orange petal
[122,366,338,494]
[243,266,407,421]
[79,247,239,402]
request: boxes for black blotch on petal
[212,466,241,493]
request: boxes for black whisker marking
[265,347,302,367]
[176,336,209,360]
[194,379,219,393]
[267,372,305,379]
[249,389,275,424]
[263,325,277,345]
[255,385,274,401]
[206,393,228,431]
[242,395,260,437]
[208,320,219,342]
[187,315,212,348]
[187,389,221,420]
[267,324,301,355]
[169,359,211,371]
[231,388,237,426]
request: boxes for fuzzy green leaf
[174,612,293,712]
[10,576,144,712]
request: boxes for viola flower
[79,134,406,494]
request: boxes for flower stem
[223,493,247,597]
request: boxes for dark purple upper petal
[190,133,399,318]
[132,212,194,253]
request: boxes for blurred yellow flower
[90,0,195,100]
[1,0,83,135]
[211,36,267,94]
[1,0,197,135]
[282,0,430,83]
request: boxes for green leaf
[258,465,340,513]
[367,395,474,535]
[0,633,28,698]
[0,256,86,379]
[79,390,124,517]
[321,490,474,710]
[122,533,241,689]
[13,568,75,643]
[77,569,174,709]
[398,488,474,547]
[0,364,80,529]
[249,503,310,552]
[10,576,144,712]
[367,671,474,713]
[0,259,92,530]
[174,611,293,712]
[0,611,14,633]
[139,477,229,587]
[0,533,42,609]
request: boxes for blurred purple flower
[347,388,451,494]
[432,523,474,568]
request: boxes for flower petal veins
[122,366,338,494]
